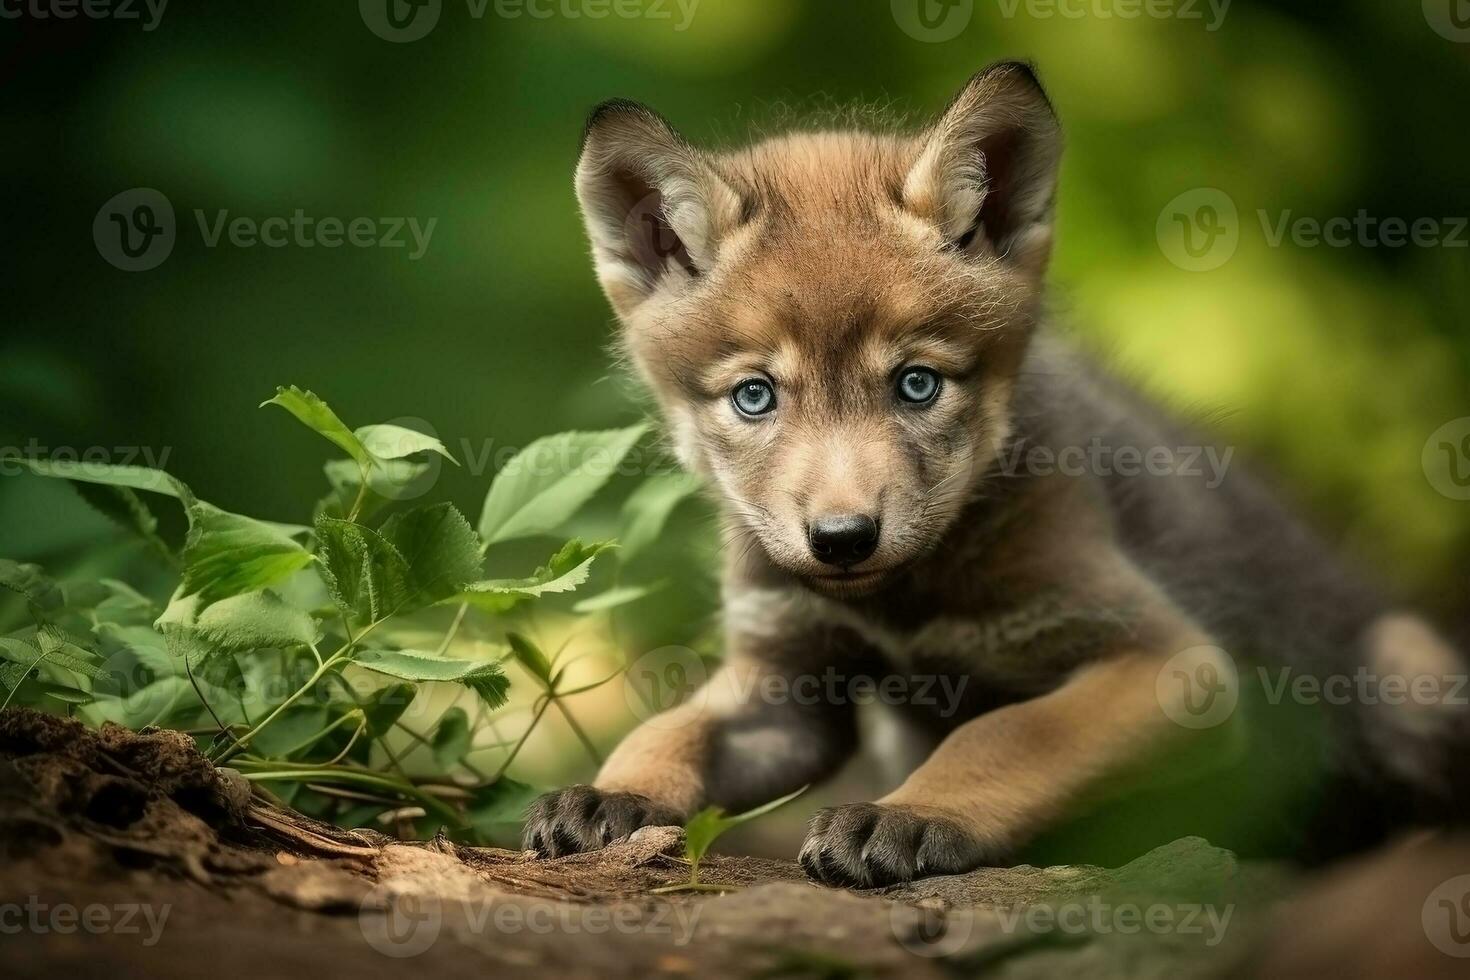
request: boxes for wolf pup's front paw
[523,785,680,858]
[798,802,1000,888]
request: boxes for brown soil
[2,708,1464,979]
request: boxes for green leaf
[0,560,64,615]
[314,516,413,622]
[317,457,431,521]
[6,456,194,505]
[182,502,314,603]
[619,470,702,563]
[1,627,106,680]
[477,424,648,545]
[261,386,371,468]
[572,582,665,614]
[251,706,332,758]
[159,626,241,699]
[0,659,34,698]
[430,707,472,769]
[356,424,459,465]
[506,632,554,688]
[92,580,160,627]
[39,682,95,706]
[0,637,44,669]
[9,457,305,604]
[354,649,509,710]
[379,503,483,606]
[458,539,614,611]
[361,682,417,737]
[683,785,809,867]
[467,777,541,830]
[156,589,317,651]
[70,481,173,558]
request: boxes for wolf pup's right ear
[575,100,743,319]
[903,62,1062,280]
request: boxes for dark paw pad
[522,785,680,858]
[797,802,996,888]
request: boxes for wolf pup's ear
[575,100,742,319]
[903,62,1062,279]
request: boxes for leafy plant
[0,385,699,843]
[653,786,808,893]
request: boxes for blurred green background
[3,0,1469,850]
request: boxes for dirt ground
[3,708,1465,979]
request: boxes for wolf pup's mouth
[803,567,893,597]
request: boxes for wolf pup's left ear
[576,100,743,319]
[903,62,1062,279]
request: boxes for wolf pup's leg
[799,644,1233,887]
[524,646,858,857]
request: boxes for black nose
[808,514,880,566]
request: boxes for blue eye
[896,367,941,405]
[732,378,776,417]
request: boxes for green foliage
[618,470,702,564]
[1,385,673,845]
[657,787,808,892]
[477,424,647,545]
[458,539,615,612]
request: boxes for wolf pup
[524,63,1467,886]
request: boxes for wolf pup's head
[576,63,1061,598]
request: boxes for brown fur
[523,63,1469,883]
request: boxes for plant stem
[211,654,344,764]
[551,697,603,766]
[346,479,370,523]
[394,719,489,781]
[237,766,460,826]
[273,710,360,758]
[0,640,53,711]
[435,602,470,656]
[491,695,551,782]
[183,654,230,738]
